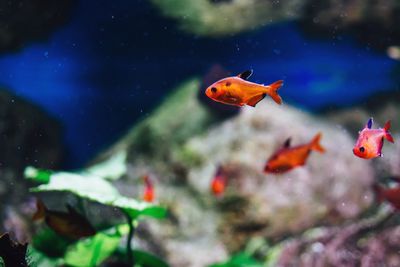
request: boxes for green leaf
[114,198,168,220]
[132,249,170,267]
[32,228,73,258]
[63,227,123,267]
[210,253,264,267]
[83,151,127,181]
[25,167,167,220]
[25,166,52,184]
[28,246,62,267]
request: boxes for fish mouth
[352,148,362,158]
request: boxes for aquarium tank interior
[1,0,400,266]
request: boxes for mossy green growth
[124,78,217,160]
[174,144,205,168]
[149,0,300,36]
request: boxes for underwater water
[0,0,398,167]
[1,1,400,267]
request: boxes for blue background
[0,0,398,167]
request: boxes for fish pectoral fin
[247,94,266,107]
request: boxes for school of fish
[29,69,397,240]
[205,70,395,202]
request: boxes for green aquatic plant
[24,166,168,267]
[210,252,264,267]
[210,237,282,267]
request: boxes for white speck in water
[44,51,49,58]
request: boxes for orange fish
[143,175,155,202]
[33,199,96,239]
[373,178,400,210]
[353,118,394,159]
[264,133,325,174]
[210,165,227,196]
[205,70,283,107]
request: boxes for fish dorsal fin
[283,138,291,148]
[237,70,253,80]
[366,117,373,129]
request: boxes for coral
[185,101,373,249]
[276,211,400,267]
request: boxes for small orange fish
[32,199,96,239]
[373,178,400,210]
[143,175,155,202]
[205,70,283,107]
[264,133,325,174]
[353,118,394,159]
[210,165,227,196]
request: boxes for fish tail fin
[266,80,283,105]
[372,183,385,203]
[310,132,325,153]
[384,120,394,143]
[32,199,46,221]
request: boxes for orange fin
[310,132,325,153]
[33,199,47,221]
[384,120,394,143]
[267,80,283,105]
[247,94,266,107]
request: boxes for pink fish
[353,118,394,159]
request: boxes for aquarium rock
[103,79,375,266]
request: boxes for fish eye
[211,87,217,93]
[359,147,365,153]
[225,82,231,87]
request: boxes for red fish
[353,118,394,159]
[210,166,227,196]
[264,133,325,174]
[373,178,400,210]
[143,175,155,202]
[32,199,96,239]
[205,70,283,107]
